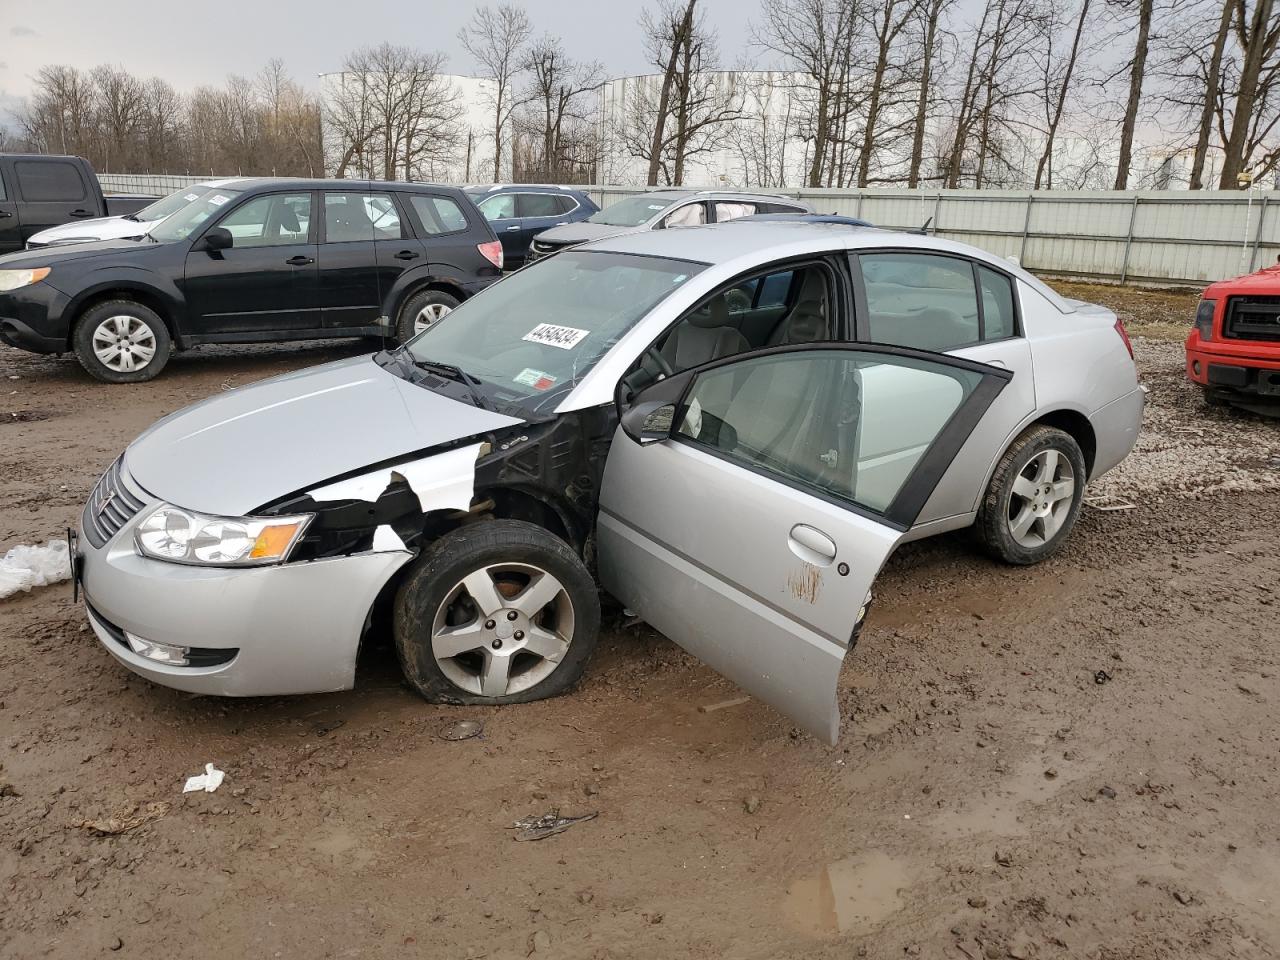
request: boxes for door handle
[285,255,314,266]
[69,209,93,218]
[394,249,420,260]
[985,359,1009,369]
[505,225,521,231]
[0,210,11,218]
[787,523,837,566]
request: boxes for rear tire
[976,425,1086,565]
[395,289,459,343]
[73,300,171,383]
[394,520,600,705]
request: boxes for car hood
[28,216,147,246]
[125,355,523,516]
[0,238,160,269]
[535,222,642,246]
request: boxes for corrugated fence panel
[96,173,1280,285]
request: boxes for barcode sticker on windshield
[184,193,200,202]
[208,194,230,206]
[523,323,589,350]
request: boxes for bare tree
[516,36,602,181]
[907,0,953,186]
[459,4,532,180]
[855,0,922,187]
[1111,0,1155,188]
[1033,0,1091,188]
[1219,0,1280,186]
[1189,0,1235,187]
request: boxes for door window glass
[860,253,981,351]
[0,170,7,201]
[661,203,706,228]
[15,160,86,202]
[323,192,401,242]
[978,265,1017,339]
[758,271,793,307]
[410,195,469,235]
[477,194,515,220]
[518,193,562,218]
[714,201,756,222]
[674,350,984,513]
[554,194,577,214]
[217,193,311,248]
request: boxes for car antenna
[916,216,934,236]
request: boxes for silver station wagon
[76,219,1143,743]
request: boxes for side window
[978,266,1017,339]
[518,193,562,218]
[860,252,980,351]
[324,192,401,242]
[217,193,311,248]
[0,169,7,201]
[714,201,757,222]
[661,203,706,228]
[758,271,793,308]
[410,195,469,235]
[554,194,577,215]
[477,193,515,221]
[674,350,984,513]
[15,160,86,202]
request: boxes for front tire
[395,289,459,343]
[73,300,171,383]
[976,425,1086,565]
[394,520,600,705]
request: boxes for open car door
[597,343,1012,745]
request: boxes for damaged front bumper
[79,505,412,697]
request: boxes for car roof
[464,184,588,194]
[586,220,1074,312]
[620,189,809,203]
[223,177,466,194]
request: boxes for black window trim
[402,190,472,238]
[200,188,318,246]
[620,341,1012,531]
[851,246,1024,347]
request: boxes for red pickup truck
[1185,264,1280,411]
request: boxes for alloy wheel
[1006,449,1076,548]
[430,562,575,698]
[414,303,452,334]
[92,315,157,374]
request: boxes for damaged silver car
[76,220,1143,743]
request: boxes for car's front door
[597,344,1011,744]
[184,191,320,334]
[318,190,409,329]
[0,166,20,254]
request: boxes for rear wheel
[976,425,1086,565]
[394,520,600,705]
[73,300,171,383]
[395,289,459,343]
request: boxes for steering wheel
[645,345,674,379]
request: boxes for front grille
[82,456,147,548]
[1224,295,1280,342]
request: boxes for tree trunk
[858,8,894,188]
[647,0,696,186]
[908,0,942,187]
[1035,0,1090,189]
[1114,0,1153,190]
[493,81,504,181]
[1219,0,1276,188]
[1190,0,1233,189]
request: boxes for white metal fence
[100,173,1277,287]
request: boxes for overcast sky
[0,0,756,115]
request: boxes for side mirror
[620,400,676,445]
[200,227,233,252]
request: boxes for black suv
[0,179,503,382]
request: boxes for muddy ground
[1,283,1278,960]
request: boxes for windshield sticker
[514,368,558,391]
[208,194,230,206]
[184,193,200,202]
[522,323,589,350]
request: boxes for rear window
[15,160,87,202]
[410,195,469,235]
[518,193,565,218]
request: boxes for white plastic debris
[371,525,408,552]
[182,763,225,794]
[0,540,72,600]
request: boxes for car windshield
[586,195,677,227]
[401,250,702,411]
[147,188,245,242]
[133,186,213,223]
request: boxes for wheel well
[68,289,175,349]
[1032,409,1096,477]
[395,280,467,319]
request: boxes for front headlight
[134,504,311,566]
[0,267,51,292]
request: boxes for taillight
[1114,318,1134,360]
[478,240,503,271]
[1193,299,1216,341]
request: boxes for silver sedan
[76,220,1143,743]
